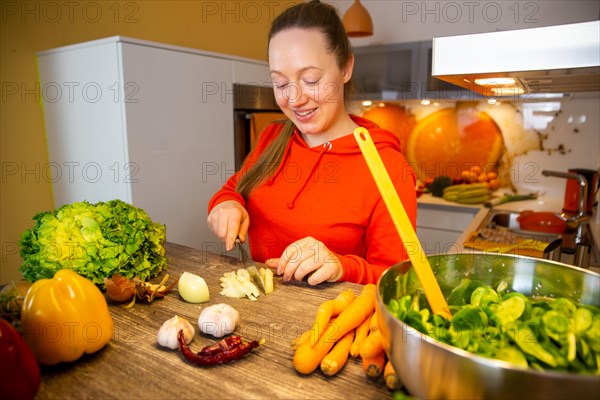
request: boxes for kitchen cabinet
[37,36,270,252]
[352,42,420,99]
[352,40,478,101]
[416,202,480,254]
[416,40,476,101]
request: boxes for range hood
[432,21,600,97]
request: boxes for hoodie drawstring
[287,141,332,209]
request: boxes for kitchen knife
[236,239,266,294]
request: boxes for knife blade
[236,239,266,294]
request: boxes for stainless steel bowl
[376,253,600,400]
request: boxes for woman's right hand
[207,200,250,251]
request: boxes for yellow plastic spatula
[354,127,452,320]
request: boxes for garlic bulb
[157,315,195,349]
[198,303,240,338]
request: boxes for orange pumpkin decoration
[405,104,504,182]
[361,105,416,152]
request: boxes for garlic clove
[157,315,195,349]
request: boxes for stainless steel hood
[432,21,600,96]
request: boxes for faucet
[541,170,589,224]
[542,170,591,267]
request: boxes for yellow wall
[0,0,299,284]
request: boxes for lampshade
[342,0,373,37]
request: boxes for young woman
[207,0,417,285]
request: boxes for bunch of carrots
[292,284,400,390]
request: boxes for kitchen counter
[36,243,393,399]
[418,192,600,269]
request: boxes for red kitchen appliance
[517,210,567,234]
[563,168,599,215]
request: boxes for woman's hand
[265,237,343,285]
[207,200,249,251]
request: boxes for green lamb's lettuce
[19,199,167,286]
[386,278,600,374]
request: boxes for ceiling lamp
[342,0,373,37]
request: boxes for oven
[233,83,285,170]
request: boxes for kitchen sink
[476,209,599,268]
[486,211,520,230]
[487,211,520,230]
[481,210,562,242]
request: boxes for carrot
[362,350,386,379]
[359,329,384,359]
[320,330,354,376]
[331,289,356,315]
[294,285,374,375]
[291,329,312,350]
[310,300,333,345]
[309,289,355,345]
[384,360,400,390]
[369,308,379,332]
[350,312,372,357]
[293,318,337,374]
[318,284,376,346]
[294,318,335,350]
[293,338,336,374]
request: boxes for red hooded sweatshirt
[208,115,417,284]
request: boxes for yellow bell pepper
[21,269,114,365]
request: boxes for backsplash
[356,93,600,201]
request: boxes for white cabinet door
[417,203,479,254]
[120,44,234,250]
[38,42,131,206]
[232,60,271,86]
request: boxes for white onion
[178,272,210,303]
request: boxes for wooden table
[36,243,394,399]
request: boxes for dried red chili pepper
[199,335,242,356]
[177,330,261,365]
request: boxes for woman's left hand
[265,237,343,285]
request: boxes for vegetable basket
[376,253,599,400]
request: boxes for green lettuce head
[19,199,167,286]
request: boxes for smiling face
[269,28,355,144]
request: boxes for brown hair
[236,0,354,198]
